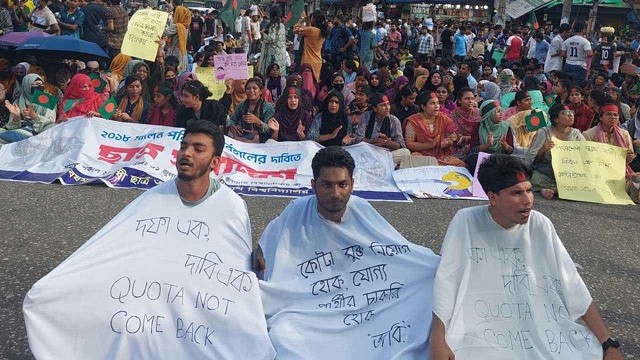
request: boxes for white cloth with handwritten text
[434,206,602,359]
[259,195,440,359]
[23,181,275,360]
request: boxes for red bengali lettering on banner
[97,143,167,164]
[215,156,297,180]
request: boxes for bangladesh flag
[219,0,240,32]
[527,11,539,32]
[544,94,556,106]
[525,110,548,132]
[283,0,305,30]
[98,97,118,119]
[31,89,57,110]
[90,73,107,93]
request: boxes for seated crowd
[0,11,639,202]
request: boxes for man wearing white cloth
[23,121,275,359]
[430,154,622,360]
[254,146,441,359]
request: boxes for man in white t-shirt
[30,0,60,34]
[561,22,593,86]
[430,154,623,360]
[525,32,537,59]
[544,23,571,74]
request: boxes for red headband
[601,104,618,114]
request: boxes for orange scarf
[118,96,144,123]
[173,6,191,56]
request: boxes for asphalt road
[1,181,639,359]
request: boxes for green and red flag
[525,109,548,132]
[544,94,556,106]
[90,72,107,93]
[31,89,57,110]
[528,11,539,32]
[283,0,305,29]
[98,97,118,119]
[219,0,240,32]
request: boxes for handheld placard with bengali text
[214,53,249,80]
[121,9,169,62]
[550,138,634,205]
[196,65,254,100]
[434,206,602,359]
[23,180,275,359]
[259,195,440,359]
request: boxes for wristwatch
[602,338,620,352]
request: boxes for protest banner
[394,166,486,200]
[550,139,634,205]
[259,195,440,359]
[195,67,227,100]
[121,9,169,62]
[214,53,249,80]
[24,180,275,359]
[472,152,490,199]
[0,118,409,201]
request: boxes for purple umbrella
[0,31,51,47]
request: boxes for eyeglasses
[559,110,575,117]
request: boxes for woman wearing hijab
[112,75,150,123]
[227,78,275,143]
[413,67,430,92]
[259,7,288,77]
[10,62,30,103]
[222,79,247,117]
[146,81,179,127]
[58,73,107,122]
[385,76,408,106]
[451,74,469,100]
[267,86,313,141]
[330,73,355,108]
[423,71,442,93]
[164,5,191,72]
[27,65,60,98]
[266,63,287,103]
[174,71,195,104]
[469,99,514,156]
[307,90,355,146]
[525,103,586,199]
[106,54,131,94]
[369,73,385,94]
[498,69,518,94]
[1,74,55,144]
[299,64,317,100]
[478,80,501,101]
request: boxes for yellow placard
[195,66,255,101]
[195,67,226,100]
[550,138,634,205]
[121,9,168,62]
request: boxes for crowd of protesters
[0,0,639,201]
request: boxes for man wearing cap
[354,92,409,166]
[430,154,623,360]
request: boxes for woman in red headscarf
[57,74,108,123]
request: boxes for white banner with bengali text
[0,117,409,201]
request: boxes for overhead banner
[505,0,553,19]
[550,138,634,205]
[0,118,409,201]
[259,195,441,359]
[121,9,168,62]
[23,181,276,359]
[394,166,487,200]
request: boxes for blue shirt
[535,40,549,63]
[454,33,467,56]
[358,29,376,64]
[328,25,353,54]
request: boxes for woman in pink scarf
[583,103,636,177]
[385,76,408,105]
